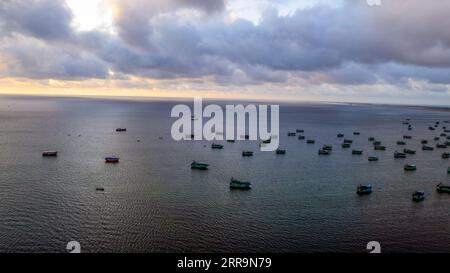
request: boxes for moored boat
[298,135,305,140]
[116,128,127,132]
[337,133,344,138]
[276,148,286,155]
[42,151,58,157]
[404,149,416,155]
[343,139,353,144]
[368,156,379,162]
[397,141,406,145]
[96,187,105,191]
[422,145,434,151]
[105,156,119,163]
[394,151,406,158]
[307,139,315,144]
[242,151,254,157]
[322,145,333,151]
[436,143,447,149]
[296,129,304,133]
[403,135,412,139]
[421,139,428,144]
[412,191,425,202]
[357,184,373,195]
[318,149,331,155]
[404,164,417,171]
[353,131,361,135]
[342,143,351,148]
[230,178,251,189]
[352,149,363,155]
[211,143,224,149]
[368,137,375,142]
[442,152,450,159]
[374,145,386,151]
[288,132,296,136]
[191,161,209,170]
[437,183,450,193]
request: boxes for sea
[0,95,449,253]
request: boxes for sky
[1,0,450,105]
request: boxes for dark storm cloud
[1,0,450,89]
[0,35,109,79]
[0,0,73,40]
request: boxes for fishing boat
[374,145,386,151]
[404,164,417,171]
[421,139,428,144]
[229,178,251,189]
[442,152,450,159]
[352,150,363,155]
[343,139,353,144]
[211,143,224,149]
[242,151,253,157]
[357,184,373,195]
[322,145,333,151]
[394,151,406,158]
[436,143,447,149]
[298,135,305,140]
[404,149,416,155]
[307,139,315,144]
[42,151,58,157]
[287,132,296,136]
[337,133,344,138]
[191,161,209,170]
[318,149,331,155]
[397,141,406,145]
[422,145,434,151]
[116,128,127,132]
[105,156,119,163]
[368,137,375,141]
[437,183,450,193]
[412,191,425,202]
[342,143,351,148]
[276,148,286,155]
[368,156,379,162]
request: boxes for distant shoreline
[1,93,450,112]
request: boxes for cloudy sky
[1,0,450,105]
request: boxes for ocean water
[0,95,449,253]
